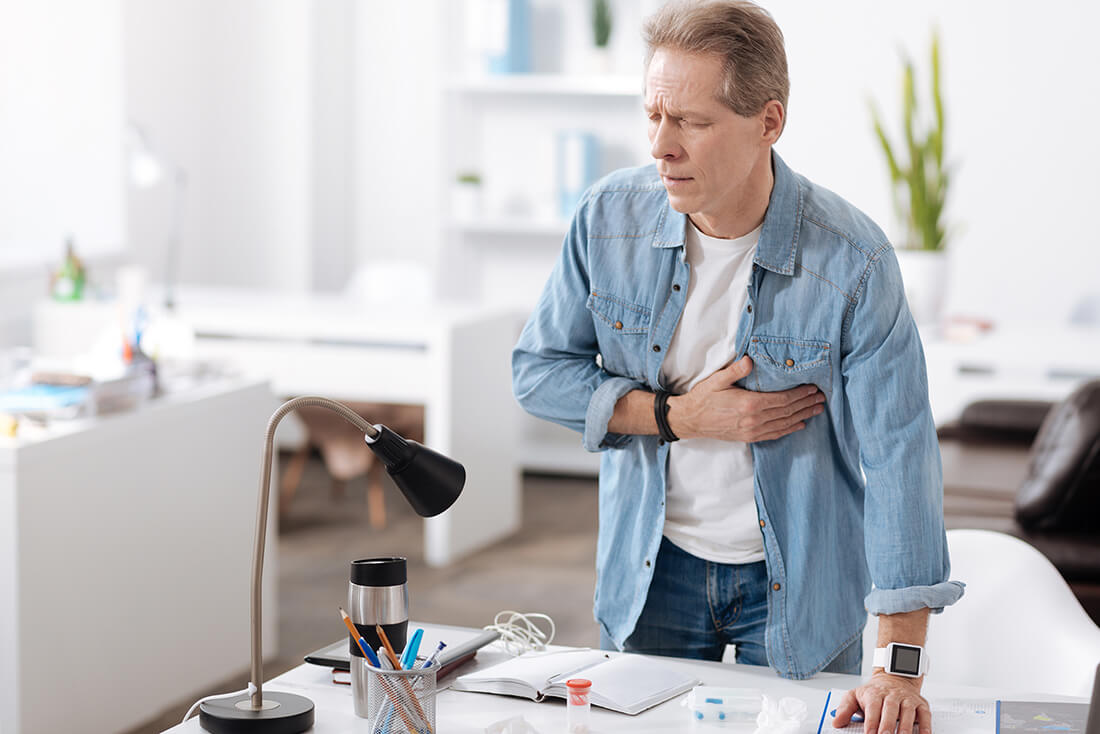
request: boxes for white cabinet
[0,380,279,734]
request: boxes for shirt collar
[651,150,804,277]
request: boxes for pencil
[338,608,381,666]
[375,623,403,669]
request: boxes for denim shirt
[512,151,965,679]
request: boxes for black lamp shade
[367,425,465,517]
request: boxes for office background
[2,1,1099,733]
[2,0,1099,335]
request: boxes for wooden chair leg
[366,461,387,530]
[279,444,311,516]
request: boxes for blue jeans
[600,536,862,674]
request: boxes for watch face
[891,645,922,676]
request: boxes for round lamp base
[198,692,314,734]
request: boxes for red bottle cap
[566,678,591,690]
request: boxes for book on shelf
[450,648,700,716]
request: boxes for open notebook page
[547,654,700,714]
[456,649,609,693]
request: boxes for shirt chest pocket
[586,290,651,383]
[747,335,832,398]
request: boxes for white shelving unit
[446,73,643,97]
[436,1,652,476]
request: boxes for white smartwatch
[872,643,928,678]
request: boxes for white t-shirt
[660,218,764,565]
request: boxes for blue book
[485,0,531,74]
[557,131,600,219]
[0,384,89,413]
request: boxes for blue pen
[420,641,447,669]
[401,628,424,670]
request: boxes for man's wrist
[665,394,691,440]
[653,390,680,442]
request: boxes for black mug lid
[350,557,407,587]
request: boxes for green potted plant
[590,0,613,73]
[870,30,952,326]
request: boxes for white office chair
[862,529,1100,697]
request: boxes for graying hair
[643,0,789,121]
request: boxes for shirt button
[672,284,681,291]
[785,358,794,367]
[645,560,652,568]
[772,582,781,591]
[613,321,623,330]
[759,519,766,528]
[747,304,753,313]
[652,344,661,352]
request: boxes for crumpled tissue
[754,694,808,734]
[485,715,542,734]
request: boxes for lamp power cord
[182,682,257,723]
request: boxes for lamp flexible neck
[250,397,379,708]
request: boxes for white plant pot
[894,248,949,327]
[588,47,613,75]
[452,183,483,222]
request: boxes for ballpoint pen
[401,628,424,670]
[420,641,447,670]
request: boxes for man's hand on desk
[667,356,825,442]
[833,672,930,734]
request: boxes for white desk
[172,287,523,568]
[924,324,1100,427]
[161,623,1081,734]
[0,379,280,734]
[34,289,525,567]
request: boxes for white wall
[0,0,125,347]
[351,3,444,271]
[0,0,125,267]
[311,0,357,292]
[124,0,313,293]
[762,0,1100,325]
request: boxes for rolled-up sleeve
[512,194,644,453]
[841,246,965,615]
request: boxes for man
[512,2,963,734]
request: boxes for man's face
[644,47,775,234]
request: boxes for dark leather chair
[1011,380,1100,622]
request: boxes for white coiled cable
[484,610,557,656]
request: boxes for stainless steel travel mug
[348,557,409,718]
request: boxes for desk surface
[162,623,1078,734]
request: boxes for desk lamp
[127,121,187,310]
[199,396,465,733]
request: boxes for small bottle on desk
[565,678,592,733]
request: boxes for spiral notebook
[450,648,700,715]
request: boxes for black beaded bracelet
[653,389,680,443]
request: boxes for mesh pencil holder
[366,663,437,734]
